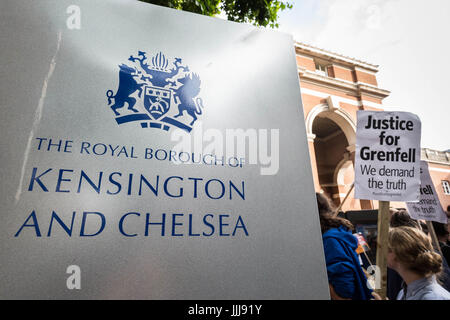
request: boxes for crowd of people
[316,193,450,300]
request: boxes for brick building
[295,42,450,213]
[421,149,450,212]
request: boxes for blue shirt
[397,276,450,300]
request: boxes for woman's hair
[316,192,353,234]
[388,226,442,276]
[390,209,419,228]
[432,221,449,239]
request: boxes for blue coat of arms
[106,51,204,132]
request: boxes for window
[315,61,329,77]
[443,180,450,195]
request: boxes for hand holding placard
[354,110,421,299]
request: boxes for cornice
[294,42,379,73]
[421,148,450,166]
[357,83,390,99]
[298,68,390,99]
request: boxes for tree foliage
[140,0,293,28]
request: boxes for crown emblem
[106,51,205,132]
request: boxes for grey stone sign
[0,0,329,299]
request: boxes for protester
[316,192,372,300]
[387,226,450,300]
[388,210,450,294]
[390,209,419,229]
[386,209,416,300]
[432,221,450,266]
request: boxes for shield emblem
[143,86,171,120]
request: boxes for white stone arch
[305,102,357,146]
[334,157,354,187]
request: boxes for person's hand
[329,284,351,300]
[371,292,388,300]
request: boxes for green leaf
[140,0,293,28]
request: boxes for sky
[275,0,450,151]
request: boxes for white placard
[354,110,421,202]
[407,161,448,224]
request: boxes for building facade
[295,42,450,213]
[421,149,450,212]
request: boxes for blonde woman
[387,226,450,300]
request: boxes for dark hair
[419,221,429,235]
[316,192,353,234]
[390,209,418,228]
[432,221,449,238]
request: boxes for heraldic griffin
[106,51,205,130]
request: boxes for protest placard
[354,110,421,202]
[407,161,448,224]
[354,110,421,298]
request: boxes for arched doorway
[312,115,350,205]
[307,105,373,210]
